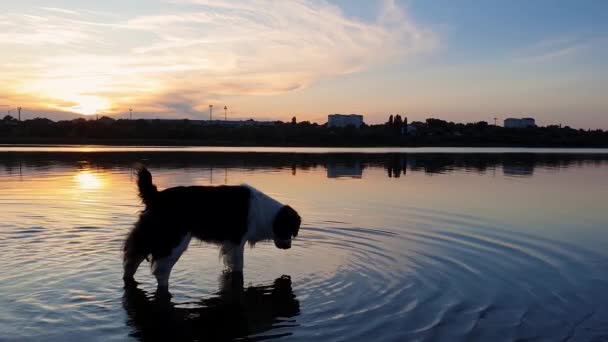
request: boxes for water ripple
[1,160,608,341]
[289,216,608,341]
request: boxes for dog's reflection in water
[122,273,300,341]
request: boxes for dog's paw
[123,276,139,288]
[155,286,172,301]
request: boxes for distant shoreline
[2,117,607,148]
[0,138,607,148]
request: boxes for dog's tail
[135,165,157,206]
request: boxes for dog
[123,167,301,290]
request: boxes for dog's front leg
[151,233,192,291]
[123,254,146,285]
[151,257,175,291]
[222,242,245,273]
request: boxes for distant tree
[394,115,402,126]
[98,116,115,125]
[1,113,605,147]
[475,121,489,129]
[426,118,448,128]
[291,116,297,125]
[28,117,53,124]
[394,115,403,135]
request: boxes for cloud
[0,0,436,118]
[0,12,99,46]
[513,35,596,64]
[40,7,80,16]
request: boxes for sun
[18,76,113,115]
[71,96,112,115]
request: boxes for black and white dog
[123,167,301,290]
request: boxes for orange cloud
[0,0,436,118]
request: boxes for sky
[1,0,607,128]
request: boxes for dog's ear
[273,206,301,238]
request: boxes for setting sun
[69,96,111,116]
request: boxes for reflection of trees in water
[382,154,608,178]
[122,273,300,341]
[502,162,535,177]
[385,155,407,178]
[1,152,607,179]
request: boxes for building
[327,114,364,128]
[504,117,536,128]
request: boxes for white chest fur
[244,185,283,244]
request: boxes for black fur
[136,166,157,207]
[123,167,301,287]
[273,206,301,239]
[124,169,251,262]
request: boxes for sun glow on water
[74,170,104,190]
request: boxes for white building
[504,117,536,128]
[327,114,364,128]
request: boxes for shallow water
[1,150,608,341]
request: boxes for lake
[1,148,608,341]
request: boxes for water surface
[1,149,607,341]
[2,145,608,153]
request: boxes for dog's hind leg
[123,223,149,285]
[151,233,192,290]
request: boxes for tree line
[1,114,606,147]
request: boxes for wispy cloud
[0,13,93,46]
[513,35,595,64]
[40,7,79,16]
[0,0,436,118]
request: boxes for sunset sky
[1,0,607,128]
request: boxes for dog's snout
[274,239,292,250]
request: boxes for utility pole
[129,108,133,120]
[224,106,227,121]
[17,107,22,121]
[209,104,213,121]
[494,117,497,126]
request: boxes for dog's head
[272,205,301,249]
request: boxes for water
[1,145,607,153]
[1,148,608,341]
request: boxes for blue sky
[1,0,607,128]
